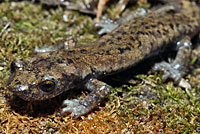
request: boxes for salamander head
[7,57,79,101]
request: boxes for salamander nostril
[10,58,24,72]
[10,62,16,73]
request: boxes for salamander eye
[39,80,56,92]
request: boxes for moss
[0,0,200,133]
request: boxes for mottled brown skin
[7,1,200,118]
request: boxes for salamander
[7,0,200,118]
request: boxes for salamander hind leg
[95,8,148,35]
[61,78,110,119]
[152,36,192,84]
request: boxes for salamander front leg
[33,37,77,53]
[61,78,110,119]
[152,36,192,84]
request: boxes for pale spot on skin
[16,85,28,92]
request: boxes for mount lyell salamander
[7,0,200,118]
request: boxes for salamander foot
[152,36,192,84]
[152,61,186,83]
[61,99,89,119]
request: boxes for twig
[0,22,10,37]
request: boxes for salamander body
[7,0,200,118]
